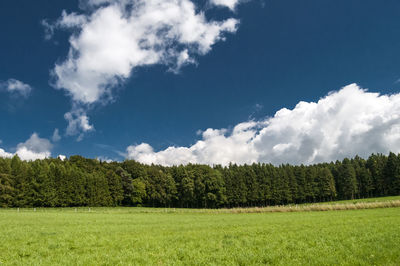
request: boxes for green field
[1,200,400,265]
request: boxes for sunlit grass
[0,199,399,265]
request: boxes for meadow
[0,198,400,265]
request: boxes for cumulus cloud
[0,134,55,161]
[209,0,241,11]
[126,84,400,166]
[53,0,238,104]
[126,123,259,166]
[15,133,53,161]
[0,134,53,160]
[0,148,13,158]
[48,0,239,138]
[0,79,32,98]
[0,139,13,158]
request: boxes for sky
[1,0,400,165]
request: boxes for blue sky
[1,0,400,165]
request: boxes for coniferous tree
[317,167,336,201]
[1,152,400,208]
[105,169,124,206]
[337,158,358,199]
[382,153,400,195]
[294,165,307,203]
[367,154,386,196]
[131,178,146,205]
[117,167,134,206]
[179,169,195,208]
[0,158,13,207]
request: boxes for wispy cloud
[52,128,62,142]
[0,79,32,98]
[94,143,125,159]
[209,0,242,11]
[64,108,94,141]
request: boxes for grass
[0,197,400,265]
[318,195,400,204]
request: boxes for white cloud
[53,0,238,104]
[0,79,32,98]
[57,10,88,28]
[96,156,114,163]
[64,108,94,141]
[15,147,49,161]
[0,148,13,158]
[41,20,54,40]
[52,128,62,142]
[209,0,241,11]
[58,155,67,161]
[49,0,239,138]
[126,84,400,166]
[42,10,88,40]
[15,133,53,161]
[0,134,54,161]
[127,123,259,166]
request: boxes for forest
[0,152,399,208]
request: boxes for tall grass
[217,200,400,214]
[2,196,400,214]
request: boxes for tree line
[0,152,399,208]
